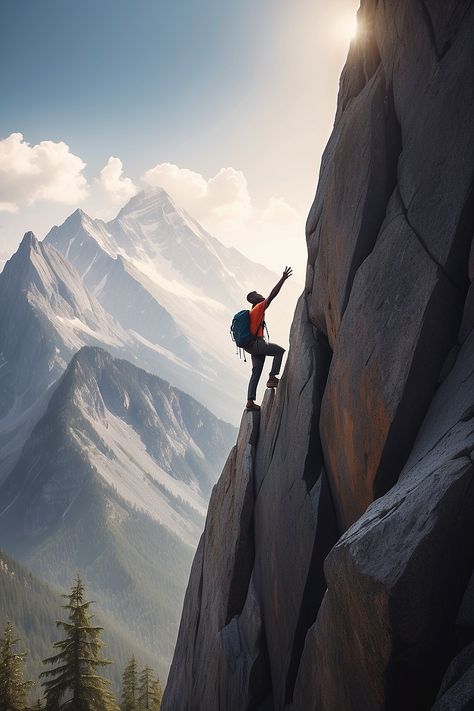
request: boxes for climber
[244,266,292,411]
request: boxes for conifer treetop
[41,576,118,711]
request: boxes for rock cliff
[162,2,474,709]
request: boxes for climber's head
[247,291,265,305]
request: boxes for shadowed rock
[163,2,474,709]
[432,643,474,711]
[320,197,463,530]
[291,330,474,711]
[161,411,266,711]
[307,64,400,347]
[253,296,337,709]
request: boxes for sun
[337,10,359,44]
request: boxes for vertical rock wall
[162,2,474,709]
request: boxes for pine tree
[137,666,162,711]
[0,622,33,711]
[120,657,140,711]
[40,576,118,711]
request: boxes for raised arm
[266,266,292,306]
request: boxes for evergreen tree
[137,666,162,711]
[120,657,140,711]
[0,622,33,711]
[40,576,118,711]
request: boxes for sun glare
[344,12,359,42]
[334,10,359,45]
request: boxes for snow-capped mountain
[0,232,133,483]
[0,346,235,546]
[0,188,297,678]
[45,187,300,416]
[0,228,242,483]
[0,347,236,672]
[44,207,199,366]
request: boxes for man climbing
[244,266,292,411]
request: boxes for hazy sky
[0,0,359,276]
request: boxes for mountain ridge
[0,344,236,679]
[0,344,235,545]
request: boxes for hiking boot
[266,375,279,388]
[246,400,261,411]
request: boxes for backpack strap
[263,320,269,341]
[253,314,265,339]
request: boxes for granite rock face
[162,2,474,709]
[162,411,268,711]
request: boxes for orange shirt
[249,299,267,338]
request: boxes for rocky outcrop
[162,2,474,709]
[162,411,268,711]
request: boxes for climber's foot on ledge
[266,375,279,388]
[246,400,261,411]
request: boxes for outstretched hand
[267,266,292,304]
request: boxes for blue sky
[2,1,265,163]
[0,0,358,272]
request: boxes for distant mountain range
[0,187,298,683]
[0,187,299,486]
[44,187,299,422]
[0,345,236,679]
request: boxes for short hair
[246,291,257,302]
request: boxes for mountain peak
[3,231,42,273]
[19,231,39,252]
[69,207,94,225]
[69,345,113,373]
[115,186,174,220]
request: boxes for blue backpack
[230,310,253,347]
[230,310,268,352]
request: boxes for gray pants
[244,337,285,401]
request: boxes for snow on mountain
[45,208,201,367]
[0,232,133,483]
[0,346,236,547]
[107,188,298,355]
[0,232,229,485]
[45,188,300,418]
[0,348,236,675]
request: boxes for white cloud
[0,133,88,212]
[143,162,252,227]
[261,196,300,224]
[142,161,305,272]
[143,163,206,203]
[97,156,138,204]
